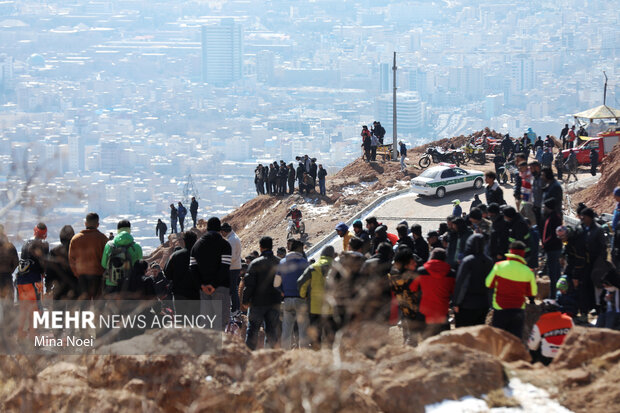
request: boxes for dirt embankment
[572,142,620,214]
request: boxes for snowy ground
[426,378,572,413]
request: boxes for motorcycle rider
[286,205,303,231]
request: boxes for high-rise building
[201,19,243,85]
[511,55,535,92]
[256,50,274,84]
[408,68,427,98]
[68,135,85,173]
[375,92,424,136]
[379,62,390,93]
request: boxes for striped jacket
[485,254,537,310]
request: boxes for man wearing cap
[335,222,353,253]
[542,198,563,297]
[352,219,370,254]
[191,217,232,331]
[486,241,537,338]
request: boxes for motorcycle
[462,143,486,164]
[286,219,305,239]
[418,147,460,168]
[497,160,518,184]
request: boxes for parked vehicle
[411,164,484,199]
[561,129,619,165]
[419,147,460,168]
[462,143,487,164]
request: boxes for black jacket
[288,167,296,181]
[156,221,167,236]
[358,253,393,322]
[190,231,231,289]
[165,248,200,300]
[541,212,562,252]
[318,168,327,181]
[170,207,178,220]
[413,237,429,263]
[454,234,493,309]
[542,180,563,215]
[296,165,305,182]
[485,182,505,205]
[46,242,77,298]
[242,250,281,307]
[489,214,509,259]
[190,200,198,215]
[396,236,415,251]
[309,163,318,180]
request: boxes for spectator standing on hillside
[262,164,269,195]
[567,125,577,149]
[273,239,309,349]
[370,133,379,161]
[255,165,264,196]
[268,163,277,195]
[190,197,199,228]
[177,202,187,232]
[242,236,281,350]
[309,159,318,189]
[46,225,78,301]
[16,223,49,304]
[156,219,167,245]
[164,231,199,301]
[372,121,386,145]
[101,220,143,296]
[170,204,178,234]
[411,224,429,263]
[318,164,327,196]
[559,124,569,149]
[0,226,18,299]
[399,141,407,171]
[361,126,372,162]
[69,213,109,299]
[485,241,537,339]
[296,162,305,193]
[288,163,296,195]
[221,223,243,314]
[191,217,232,331]
[278,161,288,195]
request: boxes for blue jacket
[541,151,553,166]
[276,252,308,298]
[178,205,187,219]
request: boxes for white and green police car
[410,163,484,199]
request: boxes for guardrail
[306,187,412,258]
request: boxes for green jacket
[101,229,143,286]
[297,255,334,315]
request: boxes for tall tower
[201,19,243,85]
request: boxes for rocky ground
[1,324,618,412]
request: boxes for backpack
[105,242,134,286]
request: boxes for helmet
[290,204,297,210]
[556,275,569,294]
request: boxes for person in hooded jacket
[357,242,394,323]
[0,226,18,299]
[410,248,456,338]
[453,234,493,327]
[46,225,78,301]
[101,220,143,295]
[370,225,390,255]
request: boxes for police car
[410,163,484,199]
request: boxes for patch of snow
[425,378,572,413]
[303,204,332,218]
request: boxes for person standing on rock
[190,197,199,228]
[177,202,188,232]
[399,141,407,171]
[242,236,281,350]
[0,226,18,300]
[453,234,493,327]
[191,217,232,331]
[361,126,372,162]
[273,239,309,349]
[170,204,178,234]
[69,213,109,300]
[485,241,537,339]
[317,164,327,196]
[221,223,242,315]
[156,219,167,245]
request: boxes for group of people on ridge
[254,155,328,197]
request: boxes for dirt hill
[572,142,620,214]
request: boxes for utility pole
[392,51,397,160]
[603,71,608,105]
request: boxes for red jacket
[410,260,456,324]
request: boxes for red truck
[562,128,620,164]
